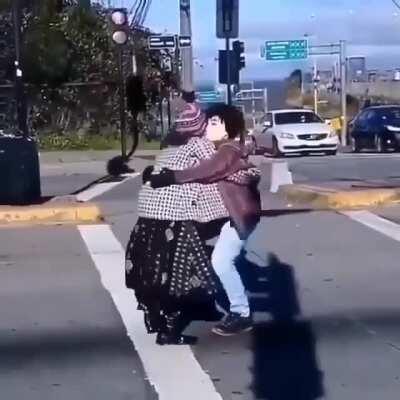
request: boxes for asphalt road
[39,155,151,198]
[2,155,400,399]
[284,153,400,184]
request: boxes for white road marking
[306,153,400,161]
[76,173,140,202]
[342,210,400,242]
[263,153,400,162]
[270,161,293,193]
[78,224,223,400]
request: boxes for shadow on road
[260,208,314,218]
[236,252,325,400]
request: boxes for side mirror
[263,121,272,129]
[325,119,332,126]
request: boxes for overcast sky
[124,0,400,82]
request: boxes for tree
[1,0,178,138]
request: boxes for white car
[251,109,339,157]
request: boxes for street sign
[148,35,176,50]
[178,35,192,48]
[216,0,239,39]
[265,40,308,61]
[196,91,224,103]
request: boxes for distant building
[377,70,394,81]
[347,57,367,82]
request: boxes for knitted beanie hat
[174,103,206,137]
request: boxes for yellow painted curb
[280,184,400,209]
[0,202,103,225]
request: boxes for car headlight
[280,132,295,139]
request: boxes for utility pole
[179,0,194,92]
[313,58,318,114]
[12,0,27,136]
[339,40,347,146]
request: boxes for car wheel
[351,137,360,153]
[272,137,283,158]
[375,135,386,153]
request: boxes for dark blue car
[349,105,400,152]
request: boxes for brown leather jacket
[173,141,261,240]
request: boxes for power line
[392,0,400,10]
[129,0,152,28]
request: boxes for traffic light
[218,50,239,85]
[109,8,130,45]
[233,40,245,70]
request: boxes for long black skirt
[125,217,225,333]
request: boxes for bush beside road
[38,134,162,152]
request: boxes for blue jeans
[211,221,250,317]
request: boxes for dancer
[125,103,256,345]
[149,104,262,336]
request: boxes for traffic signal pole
[109,8,130,158]
[309,41,347,145]
[179,0,194,92]
[117,49,127,158]
[225,38,232,105]
[339,40,347,146]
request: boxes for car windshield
[377,108,400,126]
[275,112,323,125]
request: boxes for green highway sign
[196,91,224,103]
[265,40,308,61]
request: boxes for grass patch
[38,134,161,151]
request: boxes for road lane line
[78,224,223,400]
[76,173,140,202]
[342,211,400,242]
[270,161,293,193]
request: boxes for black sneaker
[212,312,253,336]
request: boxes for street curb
[0,202,103,226]
[280,184,400,209]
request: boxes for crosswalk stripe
[78,224,223,400]
[76,173,140,201]
[342,211,400,242]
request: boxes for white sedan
[251,109,339,157]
